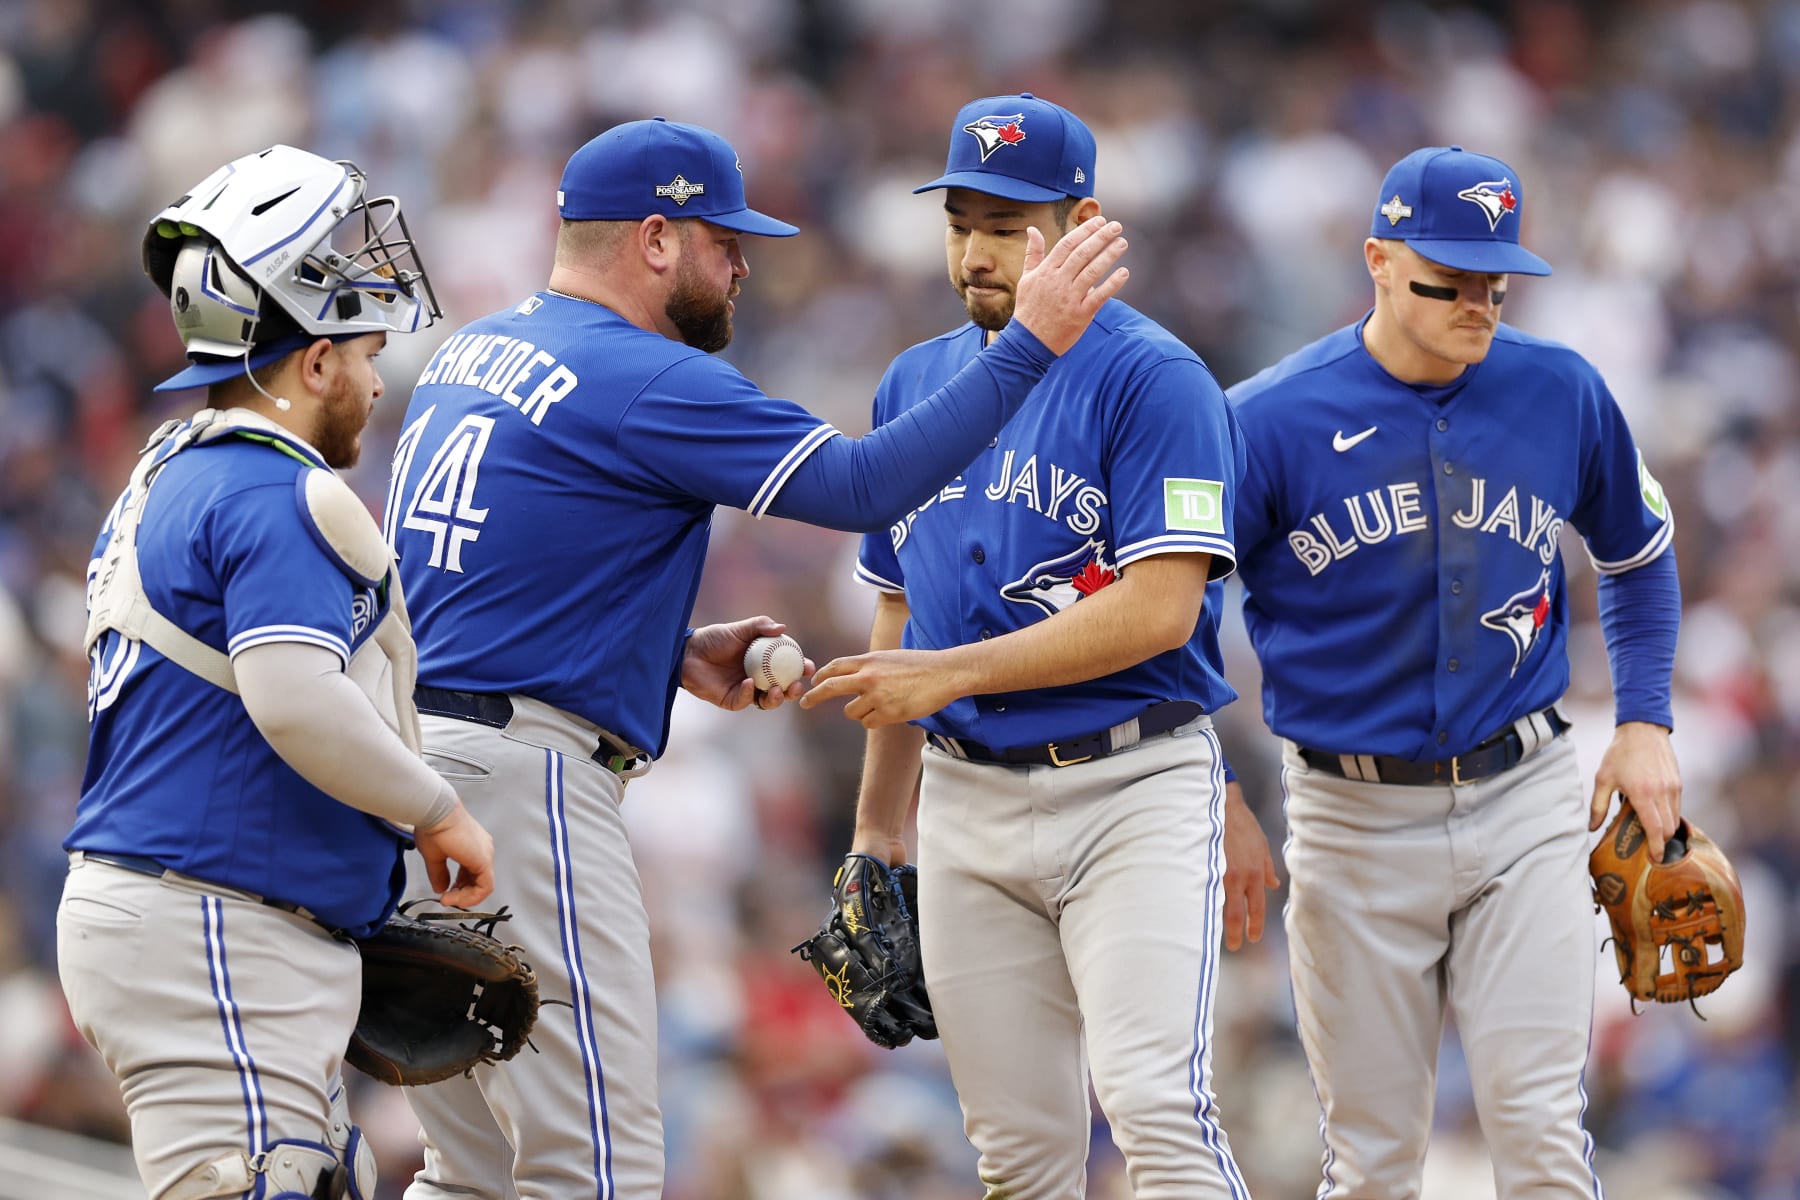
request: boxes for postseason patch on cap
[656,174,705,206]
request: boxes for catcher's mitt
[345,906,540,1086]
[1590,800,1745,1008]
[793,854,937,1049]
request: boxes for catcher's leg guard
[161,1139,350,1200]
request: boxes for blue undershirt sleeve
[1595,547,1679,729]
[765,322,1054,531]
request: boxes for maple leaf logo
[1071,561,1116,597]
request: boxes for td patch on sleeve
[1636,450,1668,521]
[1164,478,1225,533]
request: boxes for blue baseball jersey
[1228,317,1673,759]
[855,300,1243,749]
[387,293,842,757]
[70,430,407,937]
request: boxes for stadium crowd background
[0,0,1797,1195]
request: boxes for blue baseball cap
[914,92,1096,204]
[558,118,798,237]
[153,332,346,392]
[1370,146,1551,276]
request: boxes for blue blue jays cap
[1371,145,1551,276]
[914,93,1096,204]
[153,332,354,392]
[558,118,799,237]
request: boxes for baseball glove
[345,906,540,1086]
[1590,800,1745,1008]
[793,854,937,1049]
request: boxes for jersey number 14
[385,408,494,573]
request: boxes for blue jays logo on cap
[915,93,1097,204]
[1456,178,1517,230]
[1369,146,1550,276]
[963,113,1028,162]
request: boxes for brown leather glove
[1591,800,1744,1007]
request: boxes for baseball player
[384,116,1127,1199]
[1226,146,1683,1197]
[59,145,495,1200]
[801,93,1254,1200]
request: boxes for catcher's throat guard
[1590,800,1745,1011]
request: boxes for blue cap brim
[1404,238,1552,277]
[913,172,1068,203]
[152,333,341,392]
[704,207,799,237]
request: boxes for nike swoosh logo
[1333,426,1377,452]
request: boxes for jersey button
[1436,418,1449,432]
[1442,462,1455,475]
[979,629,994,640]
[1437,731,1449,745]
[972,548,986,564]
[1447,658,1460,672]
[994,703,1006,712]
[1451,579,1463,595]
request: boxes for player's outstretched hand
[684,615,816,712]
[415,798,495,909]
[1009,216,1129,356]
[1221,780,1280,952]
[1589,720,1682,861]
[800,648,960,728]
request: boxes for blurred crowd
[0,0,1797,1196]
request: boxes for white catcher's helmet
[143,144,440,391]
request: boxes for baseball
[744,634,806,691]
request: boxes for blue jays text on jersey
[856,298,1245,749]
[71,432,407,937]
[1228,318,1673,761]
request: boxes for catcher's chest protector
[85,407,423,753]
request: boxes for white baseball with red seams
[744,634,805,690]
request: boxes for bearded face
[665,237,736,353]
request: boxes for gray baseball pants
[917,718,1252,1200]
[403,697,661,1200]
[1281,733,1602,1199]
[57,855,362,1199]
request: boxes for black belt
[79,851,338,931]
[1299,708,1569,786]
[928,700,1204,768]
[414,686,642,773]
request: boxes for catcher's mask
[143,144,441,391]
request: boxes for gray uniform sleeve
[234,640,459,830]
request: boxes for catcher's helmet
[143,144,441,390]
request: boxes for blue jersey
[387,293,842,756]
[856,300,1244,749]
[70,430,407,937]
[1228,317,1673,760]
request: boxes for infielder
[384,117,1127,1199]
[1226,146,1682,1197]
[60,146,495,1200]
[802,93,1254,1199]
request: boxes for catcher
[1591,798,1745,1010]
[795,854,937,1049]
[57,145,495,1200]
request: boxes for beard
[954,277,1014,332]
[311,371,369,469]
[666,251,735,353]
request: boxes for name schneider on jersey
[412,300,578,428]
